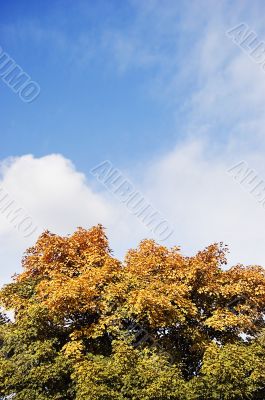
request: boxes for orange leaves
[2,226,265,399]
[25,227,122,321]
[19,225,112,281]
[2,225,265,358]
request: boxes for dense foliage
[0,225,265,399]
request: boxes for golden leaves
[1,225,265,399]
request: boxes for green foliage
[0,225,264,399]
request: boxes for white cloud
[144,139,265,268]
[0,154,113,285]
[1,144,265,288]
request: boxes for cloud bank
[1,139,265,287]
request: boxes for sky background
[1,0,265,285]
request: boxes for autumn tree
[0,225,265,399]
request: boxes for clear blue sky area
[0,0,192,174]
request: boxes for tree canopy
[0,225,265,399]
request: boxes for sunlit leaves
[0,225,265,398]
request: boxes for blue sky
[1,0,263,169]
[1,0,265,284]
[0,0,184,171]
